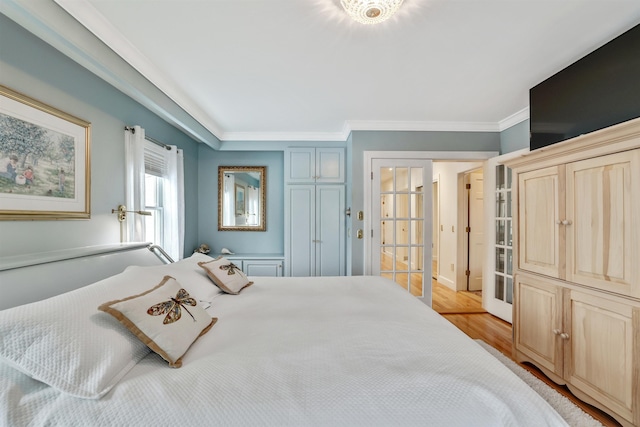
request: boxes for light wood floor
[433,280,622,427]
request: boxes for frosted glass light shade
[340,0,405,25]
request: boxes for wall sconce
[111,204,151,222]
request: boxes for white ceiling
[43,1,640,141]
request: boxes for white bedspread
[1,276,568,427]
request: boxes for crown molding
[220,119,507,142]
[498,107,529,131]
[346,120,500,133]
[220,130,349,142]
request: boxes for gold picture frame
[0,85,91,220]
[218,166,266,231]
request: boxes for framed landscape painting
[0,85,91,220]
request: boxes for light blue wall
[0,14,201,258]
[348,130,501,275]
[197,148,284,255]
[500,120,530,154]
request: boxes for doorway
[363,151,498,309]
[464,168,484,293]
[432,179,439,280]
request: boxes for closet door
[315,185,345,276]
[286,185,315,276]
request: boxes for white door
[482,150,526,324]
[467,170,484,291]
[371,159,432,306]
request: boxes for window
[144,174,164,247]
[125,126,184,261]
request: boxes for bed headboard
[0,243,168,310]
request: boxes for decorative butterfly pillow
[99,275,216,368]
[198,256,253,294]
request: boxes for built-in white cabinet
[285,147,345,183]
[284,147,346,277]
[506,117,640,427]
[223,254,284,277]
[285,185,345,277]
[284,146,346,277]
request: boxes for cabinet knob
[560,333,570,340]
[555,220,562,225]
[552,329,561,335]
[561,220,572,225]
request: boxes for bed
[0,244,569,426]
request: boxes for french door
[482,151,525,323]
[371,159,432,306]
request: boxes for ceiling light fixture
[340,0,405,25]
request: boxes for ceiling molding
[220,130,349,142]
[498,107,530,131]
[221,119,509,142]
[346,120,501,133]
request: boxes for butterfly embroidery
[147,288,197,324]
[219,262,241,275]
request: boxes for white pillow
[0,267,159,399]
[0,254,220,399]
[98,276,216,367]
[198,256,253,294]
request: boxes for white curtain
[124,126,184,261]
[222,173,235,226]
[176,148,185,259]
[162,145,184,261]
[124,126,146,242]
[247,185,259,225]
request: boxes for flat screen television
[529,24,640,151]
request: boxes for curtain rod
[124,126,172,150]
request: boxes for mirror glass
[218,166,266,231]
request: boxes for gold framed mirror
[218,166,266,231]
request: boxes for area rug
[475,340,603,427]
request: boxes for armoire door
[566,290,635,422]
[514,274,563,378]
[565,149,640,298]
[518,165,564,279]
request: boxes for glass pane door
[372,159,432,306]
[494,164,513,304]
